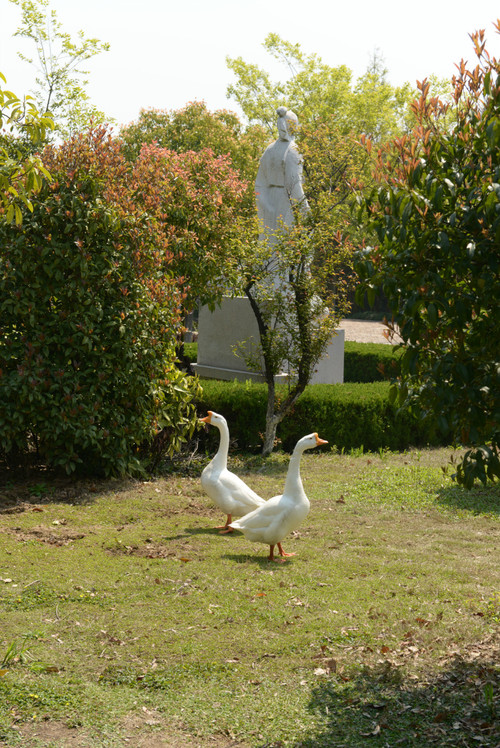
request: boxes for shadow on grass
[163,526,230,540]
[436,484,500,517]
[285,645,499,748]
[222,552,301,568]
[0,468,133,513]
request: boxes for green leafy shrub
[355,30,500,486]
[196,380,267,452]
[343,341,401,382]
[131,142,252,312]
[0,128,200,475]
[183,342,197,362]
[196,379,440,453]
[277,382,438,451]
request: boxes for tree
[0,72,53,223]
[352,51,415,141]
[120,102,269,246]
[225,36,452,230]
[225,34,423,304]
[9,0,110,138]
[244,221,354,456]
[0,126,200,475]
[120,101,268,182]
[130,142,254,313]
[355,23,500,487]
[226,33,417,142]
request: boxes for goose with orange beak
[200,411,266,533]
[229,432,328,561]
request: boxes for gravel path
[339,318,393,345]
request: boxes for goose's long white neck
[283,443,306,497]
[213,421,229,469]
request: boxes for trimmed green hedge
[343,341,401,383]
[196,379,441,454]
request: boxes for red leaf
[415,617,431,627]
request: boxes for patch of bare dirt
[120,709,248,747]
[11,720,92,747]
[14,712,248,747]
[106,538,198,560]
[0,475,136,512]
[1,524,86,546]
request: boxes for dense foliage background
[0,128,200,475]
[355,27,500,487]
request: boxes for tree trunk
[262,382,278,456]
[245,280,314,456]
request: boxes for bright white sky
[1,0,499,129]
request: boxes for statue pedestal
[309,329,344,384]
[193,297,344,384]
[193,297,287,382]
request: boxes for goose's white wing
[230,494,296,545]
[201,464,265,516]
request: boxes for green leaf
[437,415,449,434]
[427,303,438,327]
[367,285,376,308]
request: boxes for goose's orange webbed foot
[277,543,295,558]
[217,515,234,534]
[268,544,295,562]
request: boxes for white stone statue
[255,106,309,248]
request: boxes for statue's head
[277,106,299,141]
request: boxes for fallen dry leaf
[361,724,381,737]
[415,617,431,627]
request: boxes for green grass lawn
[0,447,498,747]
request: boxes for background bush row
[188,340,441,455]
[195,379,444,454]
[342,341,401,382]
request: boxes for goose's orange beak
[315,434,328,446]
[200,411,213,424]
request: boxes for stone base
[193,296,344,384]
[193,362,289,383]
[309,329,344,384]
[193,297,271,381]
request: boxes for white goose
[200,411,266,533]
[229,433,328,561]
